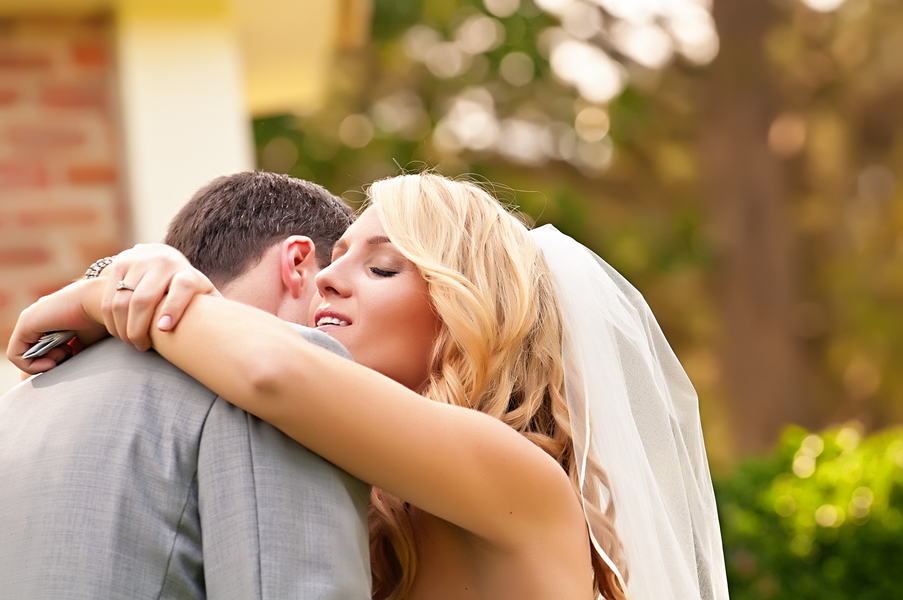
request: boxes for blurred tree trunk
[699,0,818,455]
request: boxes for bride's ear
[279,236,317,298]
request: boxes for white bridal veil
[531,225,729,600]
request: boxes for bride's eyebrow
[367,236,392,246]
[332,235,392,259]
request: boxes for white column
[115,0,254,244]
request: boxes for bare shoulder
[410,502,594,600]
[427,410,594,597]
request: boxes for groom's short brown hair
[165,171,354,287]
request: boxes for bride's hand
[98,244,220,351]
[7,279,108,374]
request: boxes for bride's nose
[314,260,350,298]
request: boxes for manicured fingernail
[157,315,172,330]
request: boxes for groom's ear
[279,236,317,298]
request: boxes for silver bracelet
[84,255,117,279]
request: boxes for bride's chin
[322,326,356,351]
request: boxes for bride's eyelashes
[369,267,398,278]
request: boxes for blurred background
[2,0,902,596]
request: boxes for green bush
[715,425,903,599]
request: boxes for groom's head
[165,171,354,325]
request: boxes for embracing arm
[7,274,583,550]
[147,294,582,550]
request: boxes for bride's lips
[313,308,352,330]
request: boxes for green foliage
[716,425,903,599]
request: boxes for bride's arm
[8,275,583,549]
[147,294,583,550]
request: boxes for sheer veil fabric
[530,225,729,600]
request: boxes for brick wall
[0,16,128,348]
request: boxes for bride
[9,173,729,599]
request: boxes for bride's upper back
[405,507,594,600]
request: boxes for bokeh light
[433,87,500,152]
[483,0,521,18]
[560,2,604,40]
[454,14,505,55]
[499,52,535,86]
[801,0,847,13]
[611,21,674,69]
[550,38,626,103]
[338,114,374,148]
[574,106,610,142]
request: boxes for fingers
[106,266,162,351]
[100,268,132,342]
[6,329,41,373]
[6,282,103,372]
[7,325,72,374]
[123,278,158,352]
[15,356,59,375]
[155,270,216,332]
[10,345,72,375]
[98,244,198,349]
[101,246,160,344]
[44,343,74,365]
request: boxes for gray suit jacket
[0,325,371,599]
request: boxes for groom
[0,172,370,599]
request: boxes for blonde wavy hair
[364,173,628,600]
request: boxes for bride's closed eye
[370,267,397,277]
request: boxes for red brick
[0,247,50,267]
[42,84,106,109]
[0,89,17,106]
[17,16,96,36]
[0,160,49,189]
[19,207,98,227]
[72,15,108,31]
[9,125,85,149]
[68,164,117,184]
[72,40,106,68]
[79,241,124,266]
[0,51,52,70]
